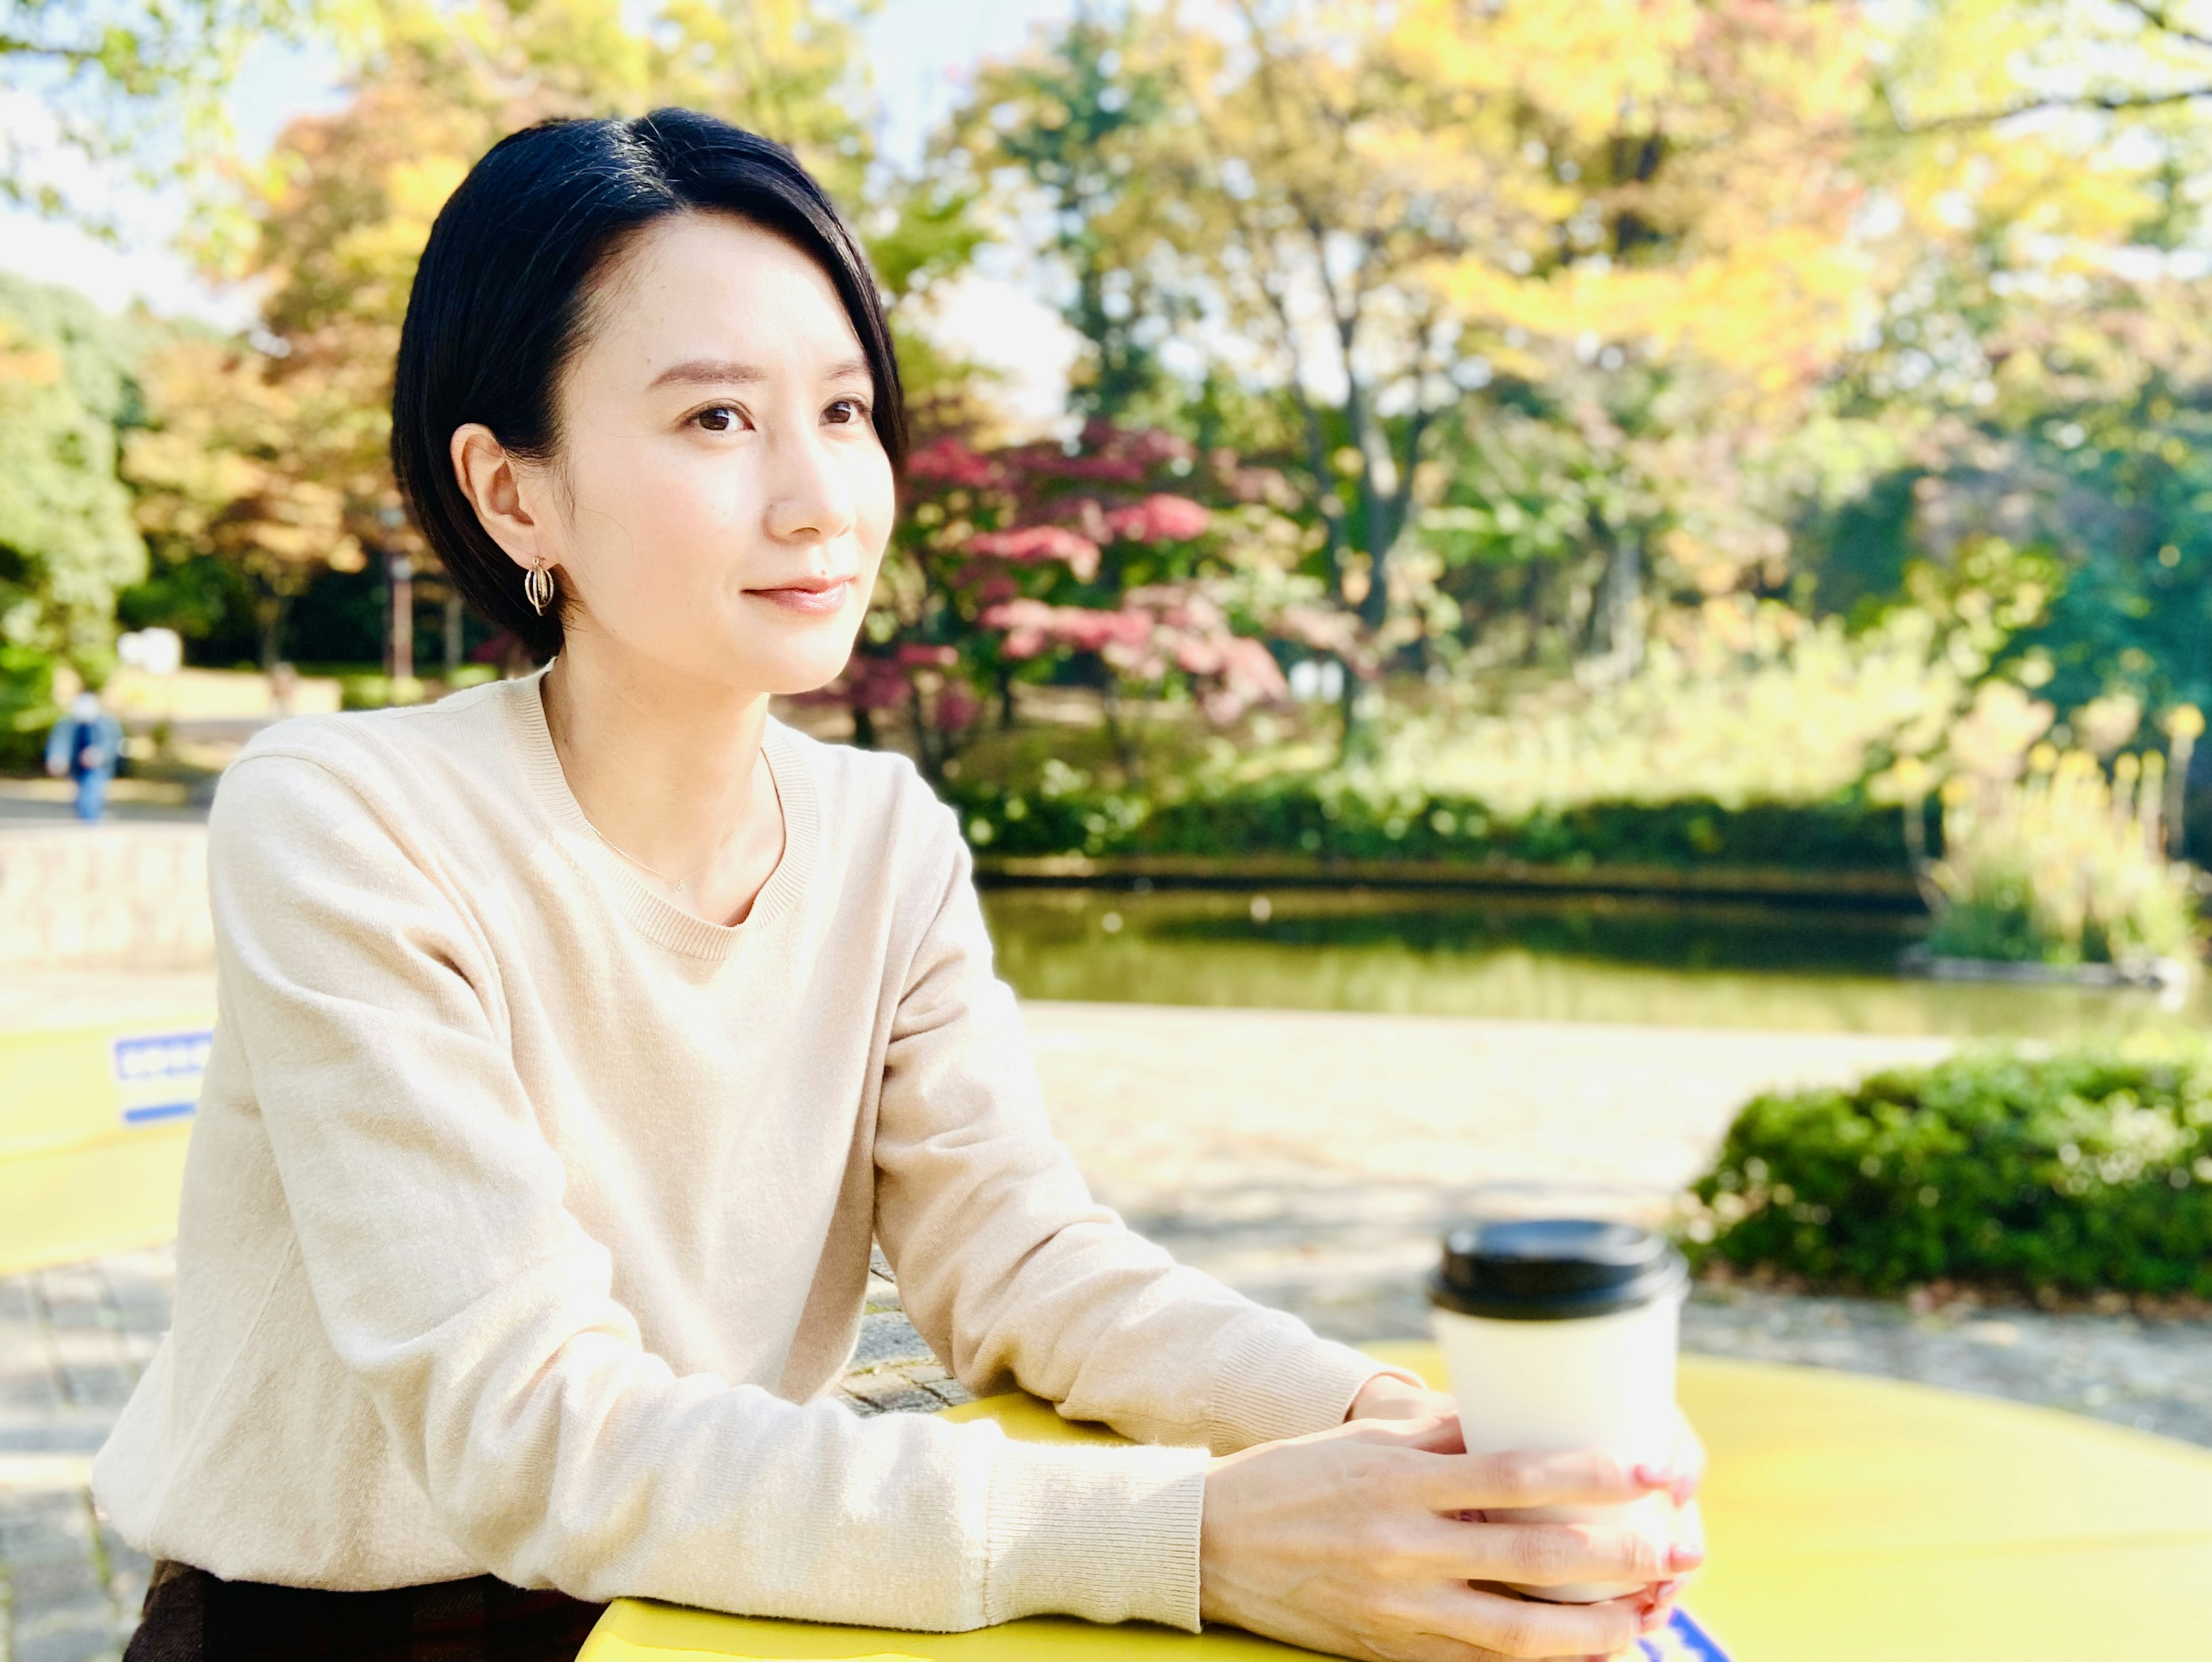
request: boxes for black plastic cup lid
[1428,1218,1688,1322]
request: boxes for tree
[948,6,1183,424]
[950,1,1884,720]
[1,0,319,217]
[805,420,1312,782]
[125,335,366,667]
[1793,1,2212,725]
[0,271,148,758]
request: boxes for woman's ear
[450,423,552,575]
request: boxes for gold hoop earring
[523,564,556,616]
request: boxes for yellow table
[0,1014,213,1275]
[582,1342,2212,1662]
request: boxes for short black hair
[391,109,906,660]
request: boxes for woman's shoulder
[213,678,532,846]
[770,720,963,869]
[233,677,521,777]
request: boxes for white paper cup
[1428,1218,1688,1603]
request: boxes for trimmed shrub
[945,773,1919,876]
[1684,1039,2212,1298]
[340,674,426,711]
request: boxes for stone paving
[0,1252,168,1662]
[0,1244,968,1662]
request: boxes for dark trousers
[123,1560,606,1661]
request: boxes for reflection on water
[980,887,2210,1038]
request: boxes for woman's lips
[745,578,852,616]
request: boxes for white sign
[118,628,184,676]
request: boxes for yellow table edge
[583,1345,2212,1662]
[1,1015,211,1275]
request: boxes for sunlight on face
[541,212,893,693]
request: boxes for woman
[94,111,1698,1662]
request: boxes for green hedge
[1686,1040,2212,1298]
[942,775,1923,875]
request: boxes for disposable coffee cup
[1427,1217,1688,1604]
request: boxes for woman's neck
[539,644,786,926]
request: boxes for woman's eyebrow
[646,355,873,389]
[647,358,766,389]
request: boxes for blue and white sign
[111,1029,213,1126]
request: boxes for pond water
[980,886,2212,1039]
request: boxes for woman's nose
[762,427,857,547]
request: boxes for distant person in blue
[45,691,125,822]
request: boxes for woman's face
[497,211,893,694]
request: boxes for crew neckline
[506,668,819,960]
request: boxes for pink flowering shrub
[966,524,1103,581]
[1106,494,1212,544]
[807,419,1325,775]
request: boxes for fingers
[1414,1448,1669,1513]
[1655,1409,1708,1505]
[1421,1583,1653,1659]
[1401,1516,1702,1590]
[1671,1498,1705,1566]
[1349,1375,1461,1424]
[1329,1413,1467,1455]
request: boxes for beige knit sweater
[90,673,1391,1633]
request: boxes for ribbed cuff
[1201,1318,1419,1453]
[979,1438,1209,1631]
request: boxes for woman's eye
[825,397,869,425]
[694,405,740,432]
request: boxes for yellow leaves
[1948,680,2056,786]
[125,339,366,583]
[1393,0,1699,139]
[1396,0,1860,142]
[1442,228,1866,403]
[388,156,467,225]
[1377,1,1883,417]
[0,341,64,388]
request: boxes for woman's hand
[1348,1373,1460,1424]
[1200,1414,1703,1660]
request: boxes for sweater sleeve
[206,752,1209,1631]
[872,804,1404,1479]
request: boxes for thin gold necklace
[544,670,761,903]
[581,819,725,902]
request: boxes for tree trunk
[1344,368,1391,631]
[444,593,465,677]
[1602,530,1644,677]
[1336,656,1374,766]
[1290,385,1345,591]
[1099,682,1140,781]
[908,684,941,785]
[257,593,292,671]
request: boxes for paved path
[1,1255,169,1662]
[1025,1002,1953,1338]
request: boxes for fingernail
[1633,1463,1673,1489]
[1669,1543,1707,1571]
